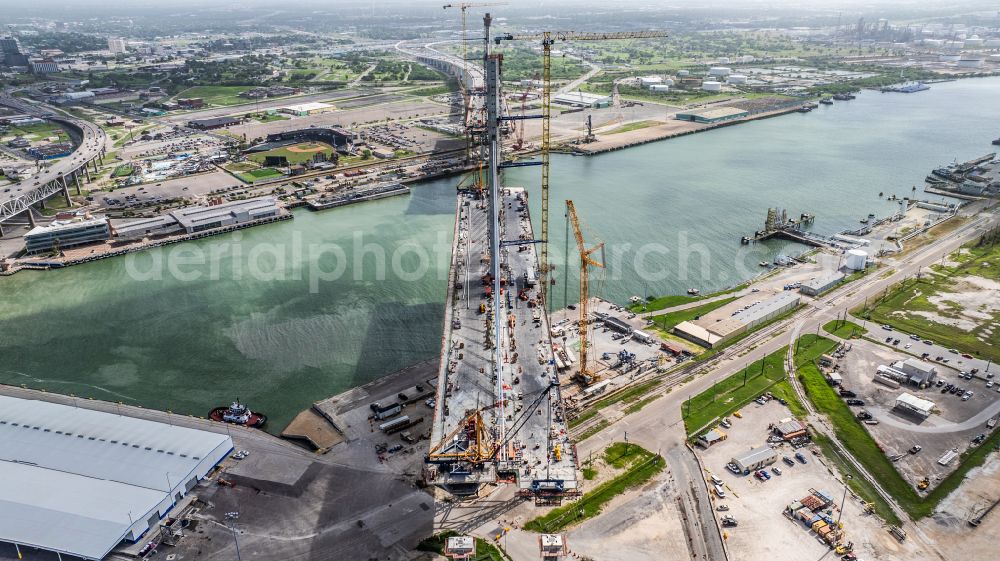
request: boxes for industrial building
[27,142,73,160]
[552,91,612,108]
[113,197,283,239]
[29,59,59,74]
[675,106,749,124]
[599,314,633,335]
[187,116,241,130]
[773,419,807,440]
[673,292,798,348]
[170,197,281,233]
[24,217,111,254]
[0,395,232,560]
[799,272,846,296]
[732,291,800,329]
[699,428,728,447]
[895,392,935,417]
[731,445,778,473]
[278,101,333,116]
[895,358,938,386]
[107,38,127,54]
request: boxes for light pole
[225,511,243,561]
[836,475,852,533]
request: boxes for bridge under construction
[424,12,667,501]
[425,13,580,501]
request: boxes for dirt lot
[696,400,923,561]
[834,338,1000,488]
[919,454,1000,561]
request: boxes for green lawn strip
[524,444,665,532]
[576,419,610,441]
[649,296,739,335]
[604,120,663,135]
[112,165,133,177]
[794,334,926,518]
[822,319,868,339]
[683,348,787,436]
[769,379,808,418]
[811,433,902,526]
[237,167,284,183]
[630,282,748,313]
[569,379,662,430]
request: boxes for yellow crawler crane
[565,199,604,384]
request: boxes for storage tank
[741,55,755,63]
[649,84,670,92]
[727,74,747,84]
[701,81,722,92]
[957,58,984,68]
[718,57,731,64]
[677,69,690,77]
[939,53,961,62]
[846,249,868,270]
[662,77,674,86]
[708,66,732,77]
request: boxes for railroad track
[567,311,801,439]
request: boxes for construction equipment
[427,382,557,466]
[494,30,668,311]
[917,477,930,490]
[443,2,508,160]
[565,200,605,384]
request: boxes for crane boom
[494,30,667,313]
[566,200,604,384]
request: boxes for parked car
[795,452,807,464]
[772,467,782,476]
[908,445,922,454]
[963,391,974,401]
[783,456,795,466]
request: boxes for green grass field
[237,167,284,183]
[822,319,867,339]
[524,443,665,532]
[630,283,746,313]
[170,86,259,107]
[859,242,1000,362]
[3,121,70,142]
[111,165,134,178]
[247,142,335,166]
[683,348,788,435]
[649,296,739,335]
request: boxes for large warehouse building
[0,395,233,560]
[673,292,800,348]
[675,106,748,124]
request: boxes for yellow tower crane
[566,199,605,385]
[495,31,668,311]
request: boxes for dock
[306,182,410,211]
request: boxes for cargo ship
[209,400,267,428]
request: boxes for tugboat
[819,98,834,105]
[209,400,267,428]
[993,138,1000,146]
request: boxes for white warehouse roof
[0,395,233,560]
[895,392,935,415]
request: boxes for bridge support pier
[61,176,72,207]
[38,197,46,211]
[0,221,4,237]
[74,172,82,195]
[84,165,92,182]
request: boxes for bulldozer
[917,477,930,491]
[835,541,854,554]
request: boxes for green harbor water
[1,76,997,428]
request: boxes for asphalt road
[0,94,108,213]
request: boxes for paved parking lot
[833,338,1000,487]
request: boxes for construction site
[425,11,667,507]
